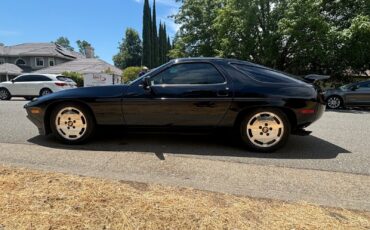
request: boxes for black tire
[40,88,52,97]
[240,108,290,153]
[326,96,342,109]
[0,88,11,100]
[50,103,95,144]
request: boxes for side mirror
[142,77,151,90]
[351,85,358,91]
[11,79,15,83]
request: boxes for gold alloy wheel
[246,112,285,148]
[55,107,88,140]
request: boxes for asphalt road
[1,99,369,175]
[0,99,369,211]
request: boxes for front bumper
[25,107,47,135]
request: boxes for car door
[122,62,232,127]
[26,75,52,96]
[7,75,29,95]
[345,82,370,106]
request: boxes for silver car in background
[324,80,370,109]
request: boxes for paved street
[0,99,370,210]
[1,99,370,175]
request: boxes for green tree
[62,71,84,87]
[172,0,370,76]
[158,22,170,64]
[169,33,187,59]
[142,0,152,68]
[151,0,159,67]
[173,0,222,57]
[167,35,172,61]
[76,40,97,58]
[122,66,143,83]
[277,0,331,74]
[54,36,74,51]
[278,0,370,75]
[113,28,142,69]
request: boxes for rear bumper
[295,101,325,129]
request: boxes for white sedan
[0,74,77,100]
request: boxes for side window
[33,75,52,81]
[13,76,29,82]
[359,82,370,89]
[232,64,299,84]
[151,63,225,85]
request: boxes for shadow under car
[28,126,350,160]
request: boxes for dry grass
[0,166,369,230]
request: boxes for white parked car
[0,74,77,100]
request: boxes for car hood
[25,85,128,107]
[0,81,11,86]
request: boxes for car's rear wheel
[326,96,342,109]
[40,88,52,96]
[50,103,95,144]
[240,109,290,152]
[0,88,11,100]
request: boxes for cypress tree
[158,22,165,64]
[167,36,172,61]
[163,24,168,61]
[142,0,151,68]
[151,0,159,68]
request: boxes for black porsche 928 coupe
[25,58,326,152]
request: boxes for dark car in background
[24,58,326,152]
[325,80,370,109]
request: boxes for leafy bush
[62,71,84,87]
[122,67,143,84]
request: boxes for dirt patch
[0,166,369,229]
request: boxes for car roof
[172,57,269,69]
[17,73,61,77]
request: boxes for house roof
[33,58,123,76]
[0,63,23,75]
[0,43,83,60]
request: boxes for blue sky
[0,0,180,64]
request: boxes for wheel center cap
[262,127,269,133]
[68,121,74,126]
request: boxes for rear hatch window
[231,64,304,84]
[57,76,73,82]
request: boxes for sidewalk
[0,142,369,211]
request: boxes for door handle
[217,88,229,97]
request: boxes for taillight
[299,109,316,114]
[55,82,67,86]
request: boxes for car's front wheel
[0,88,11,100]
[240,109,290,152]
[50,103,95,144]
[326,96,342,109]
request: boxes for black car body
[25,58,326,152]
[325,80,370,109]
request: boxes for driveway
[0,99,369,211]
